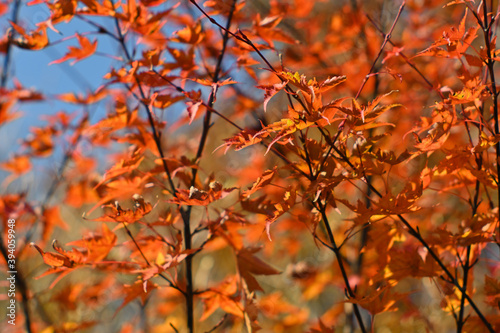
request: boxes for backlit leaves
[9,22,49,50]
[50,34,98,65]
[237,247,280,292]
[87,196,153,224]
[168,182,236,206]
[3,0,500,332]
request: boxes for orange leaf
[10,22,49,50]
[0,155,31,174]
[42,206,69,240]
[66,224,117,262]
[242,167,277,198]
[237,247,280,292]
[114,280,158,317]
[50,34,97,65]
[31,243,74,267]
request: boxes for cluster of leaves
[0,0,499,332]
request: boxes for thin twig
[315,199,367,333]
[355,1,406,99]
[364,13,445,99]
[204,314,228,333]
[110,0,178,196]
[481,0,500,243]
[0,0,21,88]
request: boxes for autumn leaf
[265,189,296,240]
[66,224,117,262]
[484,275,500,308]
[50,34,98,65]
[256,81,287,112]
[236,247,280,292]
[242,167,277,198]
[199,277,244,321]
[216,129,263,153]
[0,155,31,175]
[48,0,78,24]
[42,206,69,240]
[65,180,100,207]
[57,89,109,104]
[31,243,74,267]
[186,100,203,124]
[114,280,158,317]
[86,196,153,224]
[9,21,49,50]
[31,240,86,268]
[350,284,405,315]
[168,182,236,206]
[173,22,204,44]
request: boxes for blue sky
[1,2,126,198]
[0,1,263,200]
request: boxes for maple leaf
[31,243,75,268]
[173,22,205,44]
[385,247,441,281]
[242,167,277,198]
[86,196,153,224]
[114,280,158,317]
[164,47,196,72]
[186,100,203,124]
[199,277,244,321]
[350,284,405,315]
[22,126,56,157]
[256,81,287,112]
[42,206,69,241]
[168,182,236,206]
[265,189,296,240]
[449,85,486,105]
[65,180,100,207]
[97,150,145,185]
[484,275,500,308]
[77,0,117,16]
[57,89,109,104]
[248,14,298,48]
[382,46,405,63]
[236,247,280,292]
[256,118,313,155]
[148,92,184,109]
[373,181,423,215]
[134,250,194,282]
[216,129,263,153]
[50,34,98,65]
[9,21,49,50]
[414,9,478,59]
[204,0,245,15]
[66,224,117,262]
[0,99,20,126]
[2,82,44,102]
[310,319,336,333]
[0,155,31,174]
[86,175,152,214]
[257,292,309,326]
[48,0,77,24]
[31,239,87,275]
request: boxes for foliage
[0,0,499,332]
